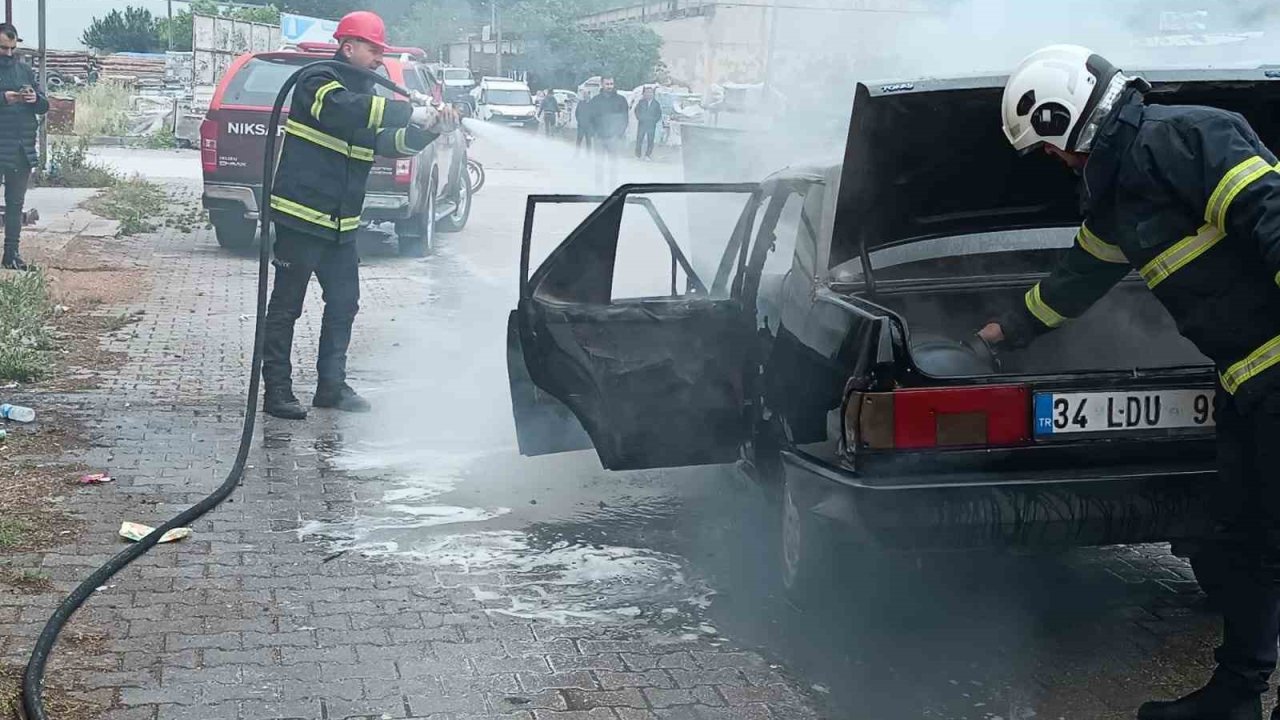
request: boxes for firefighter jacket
[270,54,437,243]
[1002,88,1280,413]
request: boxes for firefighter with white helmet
[982,44,1280,720]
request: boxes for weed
[37,138,119,188]
[0,517,31,548]
[145,128,179,149]
[0,271,54,382]
[84,178,167,236]
[71,81,132,137]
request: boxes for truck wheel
[780,476,838,601]
[436,168,471,233]
[395,177,438,257]
[211,212,257,250]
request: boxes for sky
[8,0,193,51]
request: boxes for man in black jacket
[983,45,1280,720]
[0,24,48,271]
[574,95,593,154]
[262,10,455,420]
[633,86,661,159]
[540,89,559,136]
[587,77,629,188]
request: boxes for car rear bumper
[203,183,259,220]
[362,192,413,221]
[202,184,413,222]
[780,446,1216,550]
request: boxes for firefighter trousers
[1203,389,1280,695]
[262,225,360,396]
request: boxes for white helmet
[1002,44,1130,155]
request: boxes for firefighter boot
[312,383,371,413]
[263,390,308,420]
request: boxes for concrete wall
[653,5,769,91]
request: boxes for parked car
[471,77,537,128]
[504,69,1280,595]
[440,66,476,114]
[199,42,471,256]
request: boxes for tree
[394,0,475,53]
[82,7,164,53]
[522,21,660,90]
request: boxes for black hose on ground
[21,60,412,720]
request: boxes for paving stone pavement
[1,172,1236,720]
[3,180,821,720]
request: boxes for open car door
[507,183,764,470]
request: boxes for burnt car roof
[827,67,1280,269]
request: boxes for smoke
[678,0,1280,186]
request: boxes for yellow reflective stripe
[1221,333,1280,394]
[368,96,386,128]
[1206,155,1274,229]
[393,128,410,155]
[1139,223,1225,288]
[285,120,374,162]
[1275,269,1280,287]
[1077,224,1127,264]
[311,80,343,121]
[269,195,361,232]
[1024,283,1066,328]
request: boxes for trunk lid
[830,68,1280,270]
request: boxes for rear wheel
[211,211,257,250]
[467,159,486,194]
[437,167,472,233]
[780,476,839,601]
[395,176,438,257]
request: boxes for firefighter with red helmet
[262,11,457,420]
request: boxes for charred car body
[506,69,1280,590]
[200,44,471,255]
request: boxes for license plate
[1033,389,1214,437]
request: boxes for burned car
[506,69,1280,592]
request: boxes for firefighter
[262,10,457,420]
[980,44,1280,720]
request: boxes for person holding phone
[0,23,48,271]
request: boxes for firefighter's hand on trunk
[978,322,1005,345]
[409,91,432,106]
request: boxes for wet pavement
[3,141,1228,720]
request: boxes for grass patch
[145,128,179,149]
[0,564,54,593]
[36,138,119,188]
[83,178,166,236]
[0,271,55,382]
[0,517,31,548]
[71,81,132,137]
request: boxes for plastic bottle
[1,404,35,423]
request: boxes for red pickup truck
[199,43,471,256]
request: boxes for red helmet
[333,11,389,50]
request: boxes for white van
[471,78,538,128]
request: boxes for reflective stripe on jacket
[270,55,437,243]
[1002,90,1280,411]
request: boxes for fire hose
[20,60,419,720]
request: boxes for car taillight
[200,118,218,174]
[844,385,1031,451]
[395,157,414,185]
